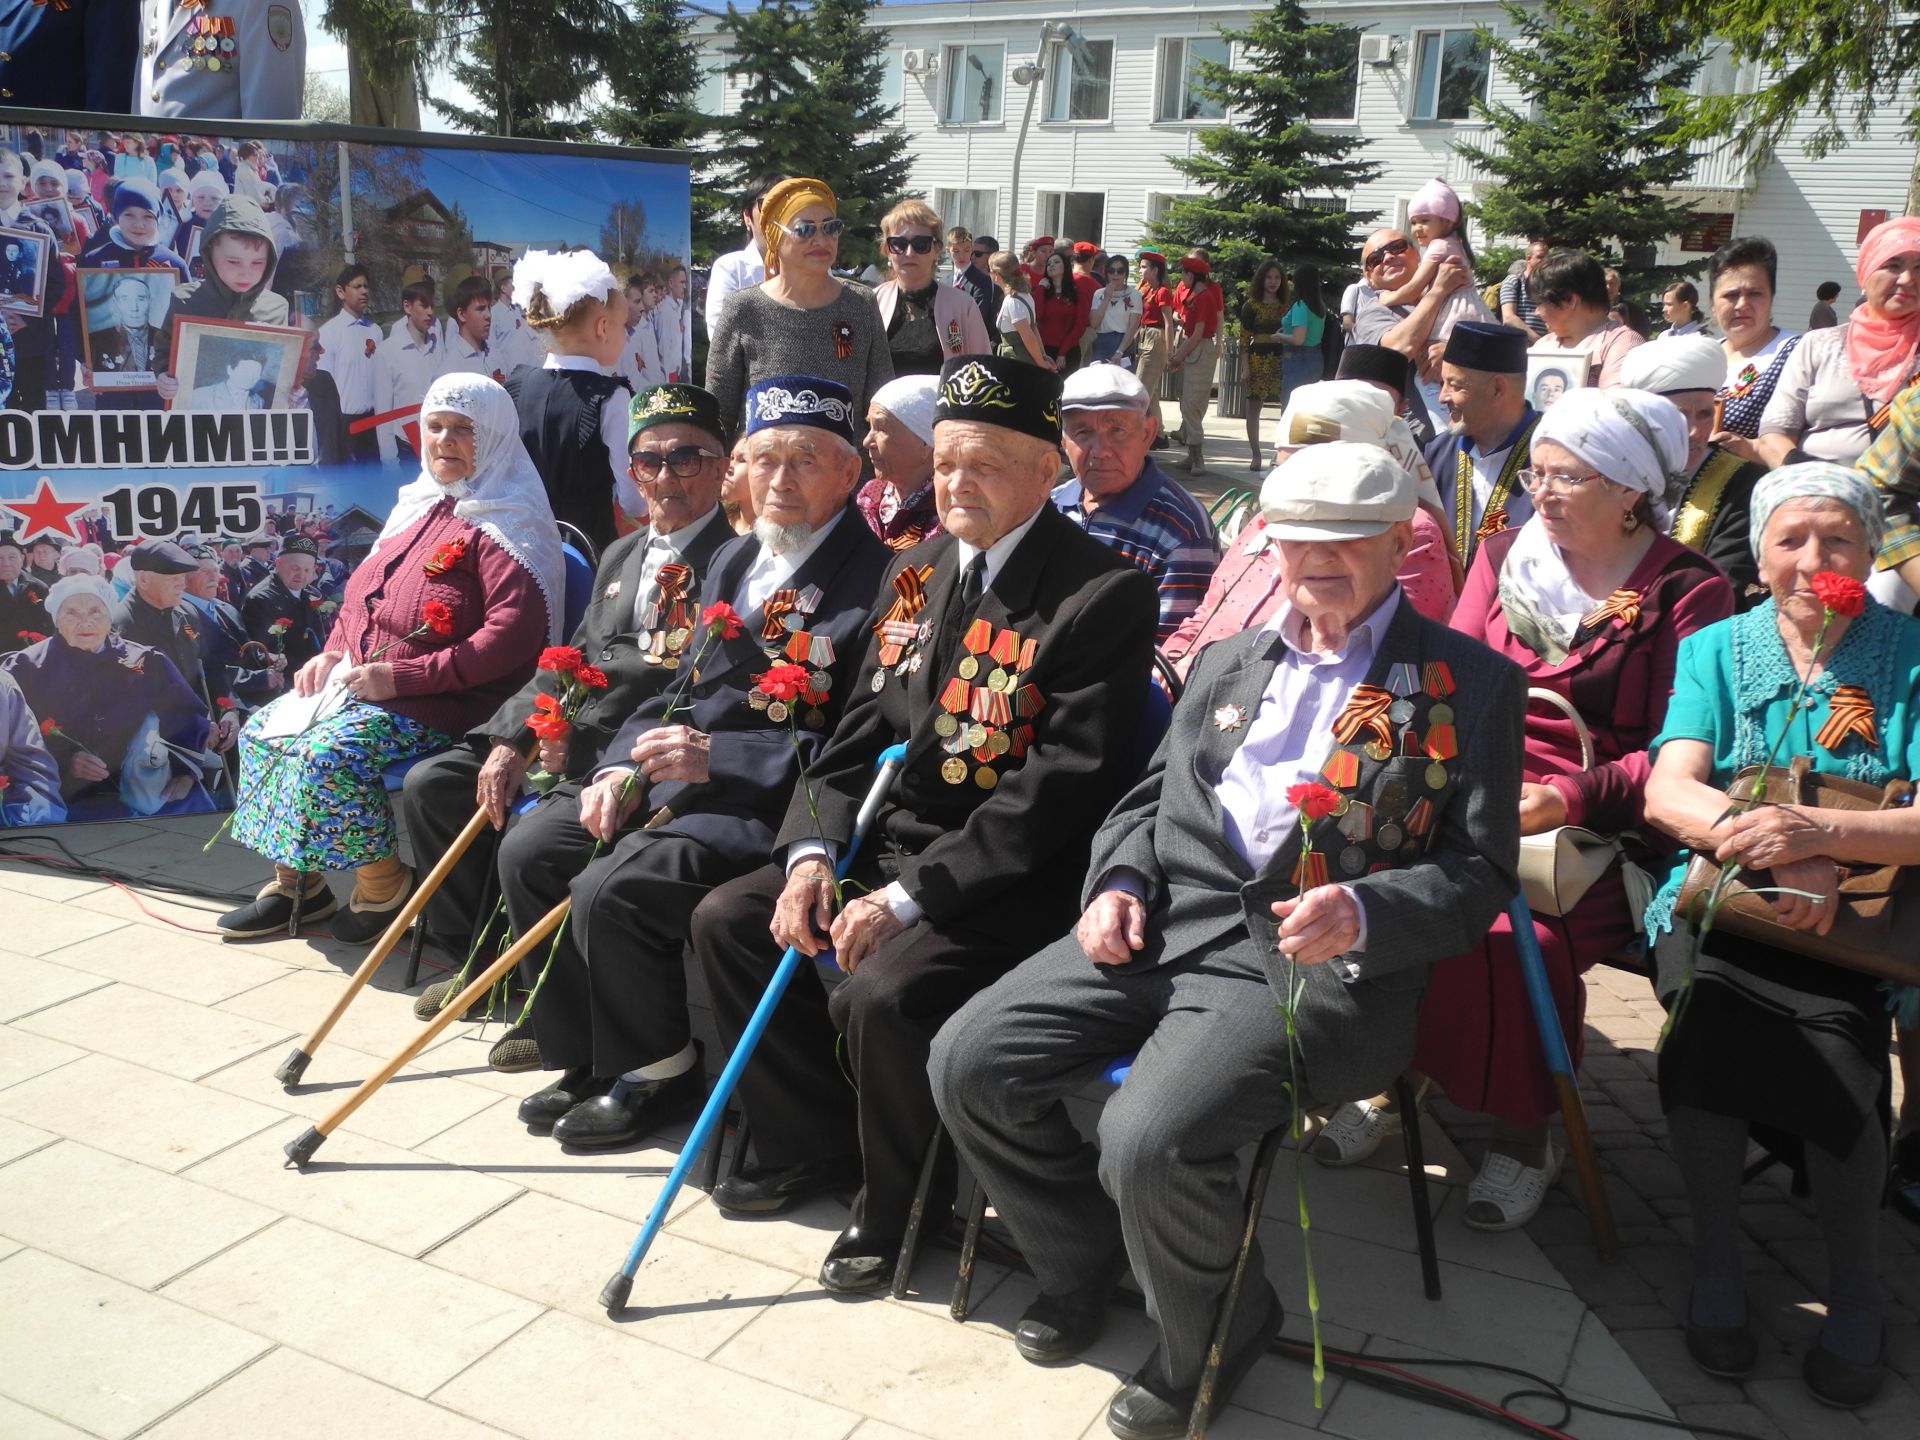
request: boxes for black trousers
[396,745,506,950]
[499,788,735,1076]
[690,861,1025,1238]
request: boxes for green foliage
[805,0,916,263]
[594,0,708,153]
[426,0,626,138]
[1458,0,1706,292]
[1667,0,1920,168]
[1147,0,1380,294]
[1475,242,1525,288]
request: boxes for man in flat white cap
[933,441,1524,1439]
[1619,336,1766,606]
[1052,361,1221,643]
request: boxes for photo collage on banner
[0,115,689,825]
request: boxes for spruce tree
[807,0,915,264]
[1149,0,1380,291]
[594,0,707,153]
[1457,0,1706,293]
[428,0,625,139]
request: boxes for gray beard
[1446,415,1469,437]
[753,517,814,555]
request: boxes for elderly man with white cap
[1619,334,1768,606]
[933,441,1525,1438]
[856,373,943,550]
[1162,381,1457,677]
[1052,361,1221,642]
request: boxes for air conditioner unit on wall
[902,49,935,75]
[1359,34,1394,65]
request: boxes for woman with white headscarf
[218,373,561,943]
[1643,464,1919,1405]
[1315,389,1737,1231]
[854,373,942,550]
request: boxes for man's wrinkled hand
[1078,889,1148,966]
[628,724,711,786]
[1271,887,1361,966]
[476,741,528,828]
[830,892,907,974]
[771,858,837,957]
[578,769,640,842]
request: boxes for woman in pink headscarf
[1757,216,1920,468]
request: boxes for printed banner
[0,114,689,824]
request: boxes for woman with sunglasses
[706,177,893,433]
[872,199,989,378]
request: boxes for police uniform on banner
[0,0,140,110]
[689,354,1158,1291]
[136,0,305,120]
[396,384,739,955]
[240,533,324,673]
[112,539,221,709]
[0,531,50,654]
[1421,323,1540,569]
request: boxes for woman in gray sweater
[706,177,894,431]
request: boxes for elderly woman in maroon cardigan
[218,373,561,942]
[1312,387,1735,1231]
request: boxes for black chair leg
[1396,1076,1442,1301]
[893,1125,945,1299]
[950,1177,988,1321]
[1189,1125,1287,1440]
[729,1120,753,1181]
[401,921,427,989]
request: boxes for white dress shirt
[704,246,766,345]
[630,504,720,630]
[314,308,380,414]
[730,508,844,615]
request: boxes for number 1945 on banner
[99,481,265,541]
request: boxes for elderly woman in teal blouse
[1642,462,1920,1409]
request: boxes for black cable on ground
[0,831,255,905]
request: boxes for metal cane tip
[273,1048,312,1088]
[283,1126,326,1168]
[599,1271,635,1315]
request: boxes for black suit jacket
[780,503,1158,939]
[0,578,49,654]
[476,506,735,774]
[602,502,890,868]
[241,574,323,670]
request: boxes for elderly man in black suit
[240,533,324,681]
[932,442,1526,1439]
[396,383,738,971]
[0,531,49,653]
[499,374,890,1140]
[690,354,1159,1293]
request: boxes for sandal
[1463,1143,1561,1231]
[1312,1097,1401,1167]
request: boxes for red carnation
[1810,571,1866,619]
[215,696,235,710]
[755,663,811,703]
[532,693,562,713]
[575,664,608,690]
[0,775,9,791]
[526,709,570,741]
[539,645,585,675]
[701,602,744,640]
[422,600,455,636]
[39,718,57,737]
[1286,782,1343,821]
[268,618,291,635]
[17,630,44,643]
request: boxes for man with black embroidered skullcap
[1424,321,1541,570]
[689,353,1157,1292]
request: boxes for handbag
[1516,688,1648,922]
[1671,755,1920,985]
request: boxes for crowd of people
[6,160,1917,1433]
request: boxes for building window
[697,57,729,116]
[942,43,1004,124]
[1410,29,1490,122]
[1307,31,1361,123]
[1035,191,1105,246]
[1155,36,1229,123]
[1044,37,1114,122]
[935,187,998,239]
[879,50,903,118]
[1145,191,1203,231]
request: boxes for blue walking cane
[598,741,911,1314]
[1507,893,1618,1257]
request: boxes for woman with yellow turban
[705,177,893,433]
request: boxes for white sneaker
[1463,1144,1562,1231]
[1312,1098,1401,1167]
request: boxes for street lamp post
[1007,21,1077,255]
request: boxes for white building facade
[692,0,1912,314]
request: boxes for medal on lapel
[833,321,855,360]
[1213,703,1247,733]
[873,563,934,670]
[947,319,963,352]
[957,618,992,679]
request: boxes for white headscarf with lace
[375,372,564,642]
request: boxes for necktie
[935,553,987,674]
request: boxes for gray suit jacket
[1083,594,1525,1104]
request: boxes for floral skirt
[230,696,450,872]
[1246,343,1284,403]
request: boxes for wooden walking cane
[282,898,571,1166]
[271,741,540,1087]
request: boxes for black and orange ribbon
[1580,588,1641,634]
[1815,685,1878,752]
[32,0,74,12]
[871,564,933,634]
[1475,506,1509,541]
[1331,684,1395,751]
[759,586,796,642]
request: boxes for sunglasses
[884,234,937,255]
[630,444,721,479]
[971,247,990,258]
[1361,237,1412,270]
[776,218,844,241]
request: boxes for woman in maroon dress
[1314,388,1734,1231]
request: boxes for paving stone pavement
[0,811,1705,1440]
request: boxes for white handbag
[1515,688,1651,927]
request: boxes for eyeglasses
[971,247,990,258]
[630,444,721,479]
[1517,467,1601,494]
[884,234,937,255]
[776,218,844,241]
[1361,237,1411,271]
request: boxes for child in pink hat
[1376,178,1492,372]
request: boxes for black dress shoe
[1106,1288,1283,1440]
[553,1062,705,1149]
[818,1224,900,1293]
[1804,1339,1886,1408]
[517,1068,615,1132]
[711,1154,864,1216]
[1685,1316,1757,1378]
[1014,1263,1125,1363]
[217,879,335,939]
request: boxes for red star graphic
[5,476,89,544]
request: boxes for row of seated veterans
[193,342,1920,1428]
